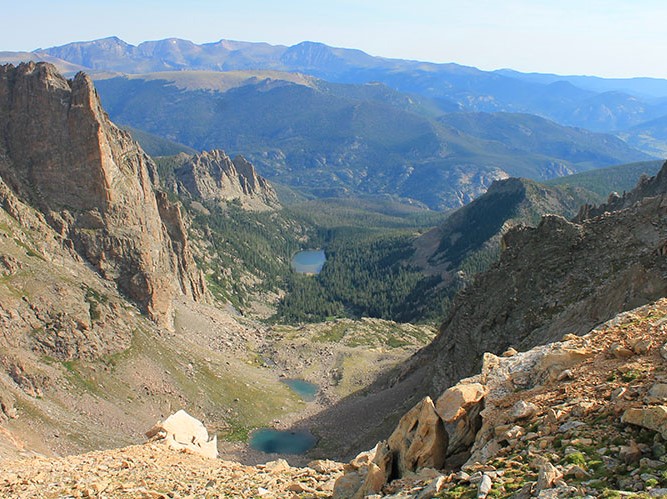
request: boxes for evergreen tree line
[189,201,318,309]
[275,232,460,324]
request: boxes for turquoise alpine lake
[291,250,326,274]
[249,428,317,454]
[281,378,318,401]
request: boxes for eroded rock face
[422,171,667,392]
[174,150,279,210]
[0,62,206,327]
[387,396,448,477]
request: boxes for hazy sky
[4,0,667,78]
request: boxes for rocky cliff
[0,62,205,327]
[172,149,279,210]
[575,163,667,222]
[421,161,667,391]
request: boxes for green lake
[249,428,317,454]
[281,378,318,401]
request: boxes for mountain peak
[0,62,206,326]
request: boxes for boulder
[333,441,393,499]
[332,472,363,499]
[649,384,667,401]
[146,409,218,459]
[629,337,653,355]
[619,440,643,464]
[416,475,447,499]
[436,383,487,422]
[622,406,667,439]
[610,343,635,359]
[435,383,486,458]
[510,401,538,421]
[536,461,562,491]
[477,473,493,498]
[358,441,393,498]
[538,347,592,380]
[388,396,448,477]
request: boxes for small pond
[249,428,317,454]
[281,378,318,401]
[291,250,326,274]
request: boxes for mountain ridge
[6,35,667,134]
[300,160,667,458]
[0,62,206,327]
[91,71,651,209]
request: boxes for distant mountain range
[6,36,667,134]
[93,70,650,209]
[3,36,666,207]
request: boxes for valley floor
[0,294,434,466]
[5,301,667,497]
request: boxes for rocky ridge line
[418,160,667,394]
[173,149,279,210]
[334,298,667,498]
[575,163,667,222]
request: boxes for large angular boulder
[146,409,218,459]
[333,441,393,499]
[622,406,667,439]
[435,382,486,458]
[388,396,448,477]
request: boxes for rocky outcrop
[174,150,279,210]
[417,161,667,393]
[387,396,447,476]
[0,62,205,327]
[575,161,667,222]
[336,299,667,497]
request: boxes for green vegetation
[151,154,615,326]
[156,155,453,322]
[285,196,445,231]
[275,231,454,324]
[124,126,196,157]
[563,451,587,466]
[189,201,315,309]
[545,160,663,199]
[152,156,321,311]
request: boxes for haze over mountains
[3,36,666,208]
[20,36,667,129]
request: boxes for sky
[3,0,667,78]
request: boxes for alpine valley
[1,33,667,499]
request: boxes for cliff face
[0,62,205,327]
[173,149,279,210]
